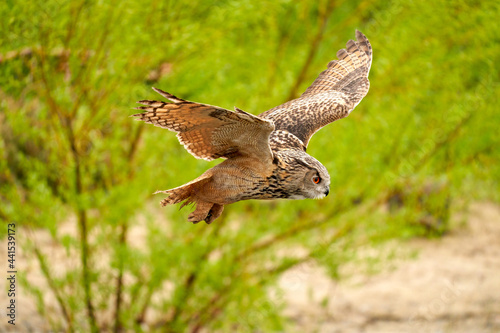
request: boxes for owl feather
[132,31,372,224]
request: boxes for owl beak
[324,189,330,197]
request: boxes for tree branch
[286,1,336,101]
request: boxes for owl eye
[312,175,321,184]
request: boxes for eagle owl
[133,31,372,224]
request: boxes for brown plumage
[132,30,373,224]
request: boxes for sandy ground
[1,202,499,332]
[278,202,500,332]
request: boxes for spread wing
[132,88,275,164]
[260,30,372,148]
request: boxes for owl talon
[204,212,213,224]
[204,204,224,224]
[187,213,204,224]
[186,203,225,224]
[187,201,212,223]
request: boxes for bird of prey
[132,30,372,224]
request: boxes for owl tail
[154,175,211,208]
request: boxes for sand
[1,202,499,332]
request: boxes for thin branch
[190,217,357,331]
[31,237,74,332]
[265,6,294,93]
[255,223,353,278]
[77,209,99,332]
[415,112,473,172]
[127,125,144,166]
[286,1,336,101]
[113,116,145,330]
[113,222,128,333]
[167,219,225,329]
[135,284,154,325]
[36,33,99,333]
[234,200,348,262]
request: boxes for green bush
[1,0,499,331]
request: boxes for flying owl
[133,30,372,224]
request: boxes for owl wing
[132,88,275,164]
[260,30,372,148]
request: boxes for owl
[133,30,372,224]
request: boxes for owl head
[277,151,331,200]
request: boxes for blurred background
[1,0,499,332]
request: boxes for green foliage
[1,0,499,331]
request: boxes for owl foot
[188,202,224,224]
[205,204,224,224]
